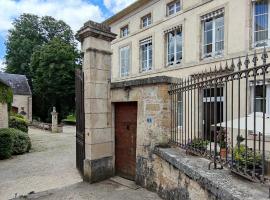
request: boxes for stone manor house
[76,0,270,199]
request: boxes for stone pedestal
[77,21,116,183]
[51,107,58,133]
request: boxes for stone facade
[12,94,32,121]
[0,103,8,128]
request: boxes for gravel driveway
[0,126,81,200]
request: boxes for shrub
[0,128,31,159]
[9,116,29,133]
[0,129,14,159]
[10,112,25,119]
[11,129,31,155]
[62,114,76,125]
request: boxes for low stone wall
[30,121,63,133]
[136,147,269,200]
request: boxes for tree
[5,13,81,121]
[5,14,42,82]
[30,38,80,121]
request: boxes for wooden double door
[115,102,137,180]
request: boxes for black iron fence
[169,48,270,183]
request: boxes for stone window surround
[138,34,155,73]
[118,42,132,77]
[164,24,183,67]
[166,0,181,16]
[141,13,152,29]
[200,8,225,60]
[120,24,129,38]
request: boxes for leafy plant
[62,114,76,125]
[217,129,227,148]
[10,129,31,155]
[0,129,14,159]
[0,83,13,108]
[187,138,209,151]
[0,128,31,159]
[233,144,262,168]
[9,116,29,133]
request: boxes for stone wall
[0,102,8,128]
[12,94,32,121]
[136,147,269,200]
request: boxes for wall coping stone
[110,76,181,89]
[154,147,269,200]
[76,20,117,42]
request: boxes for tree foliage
[5,13,81,121]
[31,38,80,121]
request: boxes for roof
[103,0,151,25]
[0,73,32,95]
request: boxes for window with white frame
[167,0,181,16]
[120,46,130,77]
[251,85,270,114]
[201,9,224,58]
[120,25,129,38]
[167,28,183,65]
[140,37,152,72]
[253,0,269,47]
[178,93,183,127]
[141,14,152,28]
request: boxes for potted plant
[217,129,227,159]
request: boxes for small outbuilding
[0,73,32,121]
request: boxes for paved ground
[0,126,161,200]
[0,126,81,200]
[14,180,161,200]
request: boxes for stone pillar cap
[76,20,117,42]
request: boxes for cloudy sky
[0,0,136,71]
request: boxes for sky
[0,0,136,71]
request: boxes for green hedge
[9,116,29,133]
[0,128,31,159]
[0,130,14,159]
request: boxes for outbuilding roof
[0,73,32,95]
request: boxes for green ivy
[0,83,13,105]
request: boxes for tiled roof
[0,73,32,95]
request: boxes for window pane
[204,20,213,31]
[204,44,212,54]
[204,30,212,45]
[255,1,268,15]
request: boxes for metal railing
[169,48,270,183]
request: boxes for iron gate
[75,69,85,176]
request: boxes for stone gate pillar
[77,21,116,183]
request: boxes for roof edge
[103,0,150,25]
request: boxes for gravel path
[0,126,82,200]
[14,180,161,200]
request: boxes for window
[253,0,269,47]
[140,38,152,72]
[120,25,129,37]
[251,85,270,114]
[167,0,181,16]
[141,14,152,28]
[167,28,183,65]
[178,93,183,127]
[120,46,130,77]
[202,11,224,58]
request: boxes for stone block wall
[0,103,8,128]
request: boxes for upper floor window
[167,28,183,65]
[120,25,129,38]
[140,37,152,72]
[120,46,130,77]
[141,14,152,28]
[253,0,269,48]
[167,0,181,16]
[201,9,224,59]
